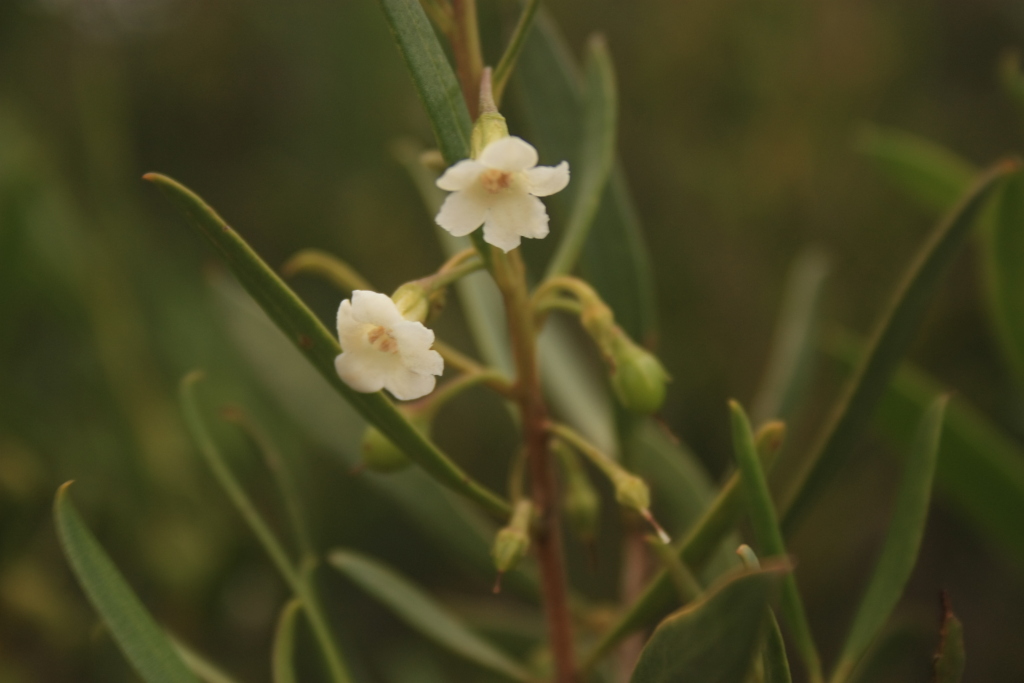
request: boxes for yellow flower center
[480,168,513,193]
[367,325,399,354]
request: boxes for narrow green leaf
[54,483,199,683]
[752,248,830,424]
[730,401,821,683]
[856,126,977,214]
[170,638,242,683]
[516,10,657,342]
[328,549,532,682]
[831,395,948,683]
[828,332,1024,568]
[932,599,966,683]
[781,160,1018,534]
[628,563,789,683]
[145,173,510,519]
[375,0,471,165]
[762,610,793,683]
[272,600,302,683]
[980,171,1024,382]
[545,34,618,279]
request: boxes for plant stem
[493,250,577,683]
[451,0,484,118]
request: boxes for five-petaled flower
[434,136,570,252]
[334,290,443,400]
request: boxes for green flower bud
[612,472,651,512]
[359,426,411,473]
[609,336,670,414]
[471,111,509,159]
[390,282,431,323]
[359,412,431,473]
[492,499,532,575]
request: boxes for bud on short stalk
[491,499,533,592]
[390,282,433,324]
[607,334,670,415]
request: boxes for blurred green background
[2,0,1024,681]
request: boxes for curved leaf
[272,600,301,683]
[781,161,1018,534]
[856,126,976,214]
[328,549,532,682]
[145,173,510,519]
[980,171,1024,383]
[54,483,199,683]
[628,563,789,683]
[830,395,947,683]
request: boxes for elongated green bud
[391,282,431,323]
[491,499,533,591]
[612,471,651,512]
[608,335,670,414]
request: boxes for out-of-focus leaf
[54,483,199,683]
[375,0,470,166]
[171,638,242,683]
[856,126,976,214]
[211,275,539,598]
[328,550,532,682]
[272,600,301,683]
[932,599,965,683]
[146,173,510,519]
[730,401,820,682]
[628,563,789,683]
[545,35,618,279]
[763,610,792,683]
[781,161,1018,534]
[999,50,1024,112]
[516,9,657,343]
[980,172,1024,383]
[830,395,947,683]
[829,332,1024,568]
[752,249,830,424]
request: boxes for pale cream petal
[479,136,538,172]
[482,193,549,252]
[350,290,403,327]
[525,161,570,197]
[385,367,437,400]
[435,189,489,237]
[336,299,361,341]
[436,159,485,191]
[334,352,387,393]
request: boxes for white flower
[334,290,444,401]
[434,136,570,252]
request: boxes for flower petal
[481,193,549,252]
[350,290,403,327]
[336,299,361,341]
[334,352,387,393]
[479,136,538,172]
[385,367,437,401]
[436,159,485,191]
[435,188,489,237]
[391,320,442,371]
[525,161,570,197]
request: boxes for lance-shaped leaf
[145,173,509,519]
[54,483,199,683]
[628,563,789,683]
[781,160,1018,534]
[829,332,1024,569]
[171,639,242,683]
[980,171,1024,383]
[730,401,821,683]
[545,34,618,279]
[516,9,657,342]
[328,549,532,682]
[375,0,470,165]
[763,610,793,683]
[856,126,976,214]
[830,395,947,683]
